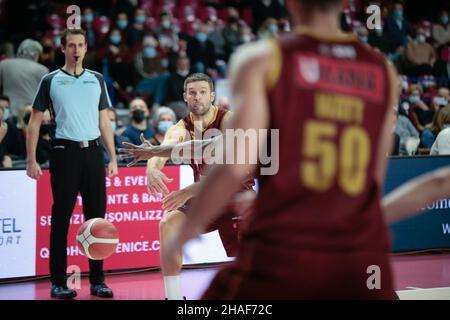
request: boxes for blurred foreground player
[164,0,401,299]
[26,29,118,299]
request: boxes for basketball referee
[26,28,118,299]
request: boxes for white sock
[164,275,183,300]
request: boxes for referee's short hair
[60,28,87,47]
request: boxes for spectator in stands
[278,17,291,34]
[0,39,48,118]
[368,21,390,54]
[432,9,450,49]
[392,108,401,156]
[405,84,433,132]
[148,106,176,146]
[438,87,450,100]
[252,0,286,33]
[257,17,279,40]
[156,12,179,55]
[404,29,436,77]
[430,106,450,155]
[129,7,148,48]
[35,109,52,165]
[421,88,450,148]
[164,55,190,119]
[82,7,98,49]
[0,42,14,61]
[133,33,170,109]
[6,103,50,166]
[19,105,33,134]
[113,0,136,22]
[113,11,131,48]
[121,97,154,146]
[384,1,410,63]
[432,9,450,78]
[357,26,369,44]
[187,23,218,76]
[240,25,256,44]
[392,131,401,156]
[0,95,24,160]
[100,108,129,164]
[40,36,57,71]
[167,35,189,73]
[223,16,242,59]
[206,18,227,61]
[97,28,133,89]
[0,103,12,168]
[395,104,421,156]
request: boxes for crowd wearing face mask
[1,0,450,167]
[394,82,450,156]
[350,2,450,79]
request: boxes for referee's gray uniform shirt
[32,68,112,140]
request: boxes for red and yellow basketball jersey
[247,28,394,251]
[177,105,227,182]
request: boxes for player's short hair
[184,73,214,92]
[299,0,343,10]
[60,28,87,47]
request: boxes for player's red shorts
[202,240,396,299]
[178,200,240,257]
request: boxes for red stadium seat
[158,4,177,19]
[196,6,217,23]
[47,14,64,30]
[241,8,253,27]
[218,7,239,21]
[93,16,111,35]
[145,17,158,30]
[414,20,432,38]
[141,1,155,18]
[179,0,197,7]
[176,5,196,22]
[179,20,197,36]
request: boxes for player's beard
[190,102,211,116]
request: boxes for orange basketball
[76,218,119,260]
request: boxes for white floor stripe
[396,287,450,300]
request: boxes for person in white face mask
[405,28,437,76]
[431,9,450,48]
[164,56,191,119]
[240,25,255,44]
[149,107,176,146]
[156,12,179,53]
[134,33,171,109]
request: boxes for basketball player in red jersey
[155,0,402,299]
[137,73,253,300]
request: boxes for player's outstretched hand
[118,133,159,167]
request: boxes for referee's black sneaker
[50,285,77,299]
[90,282,114,298]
